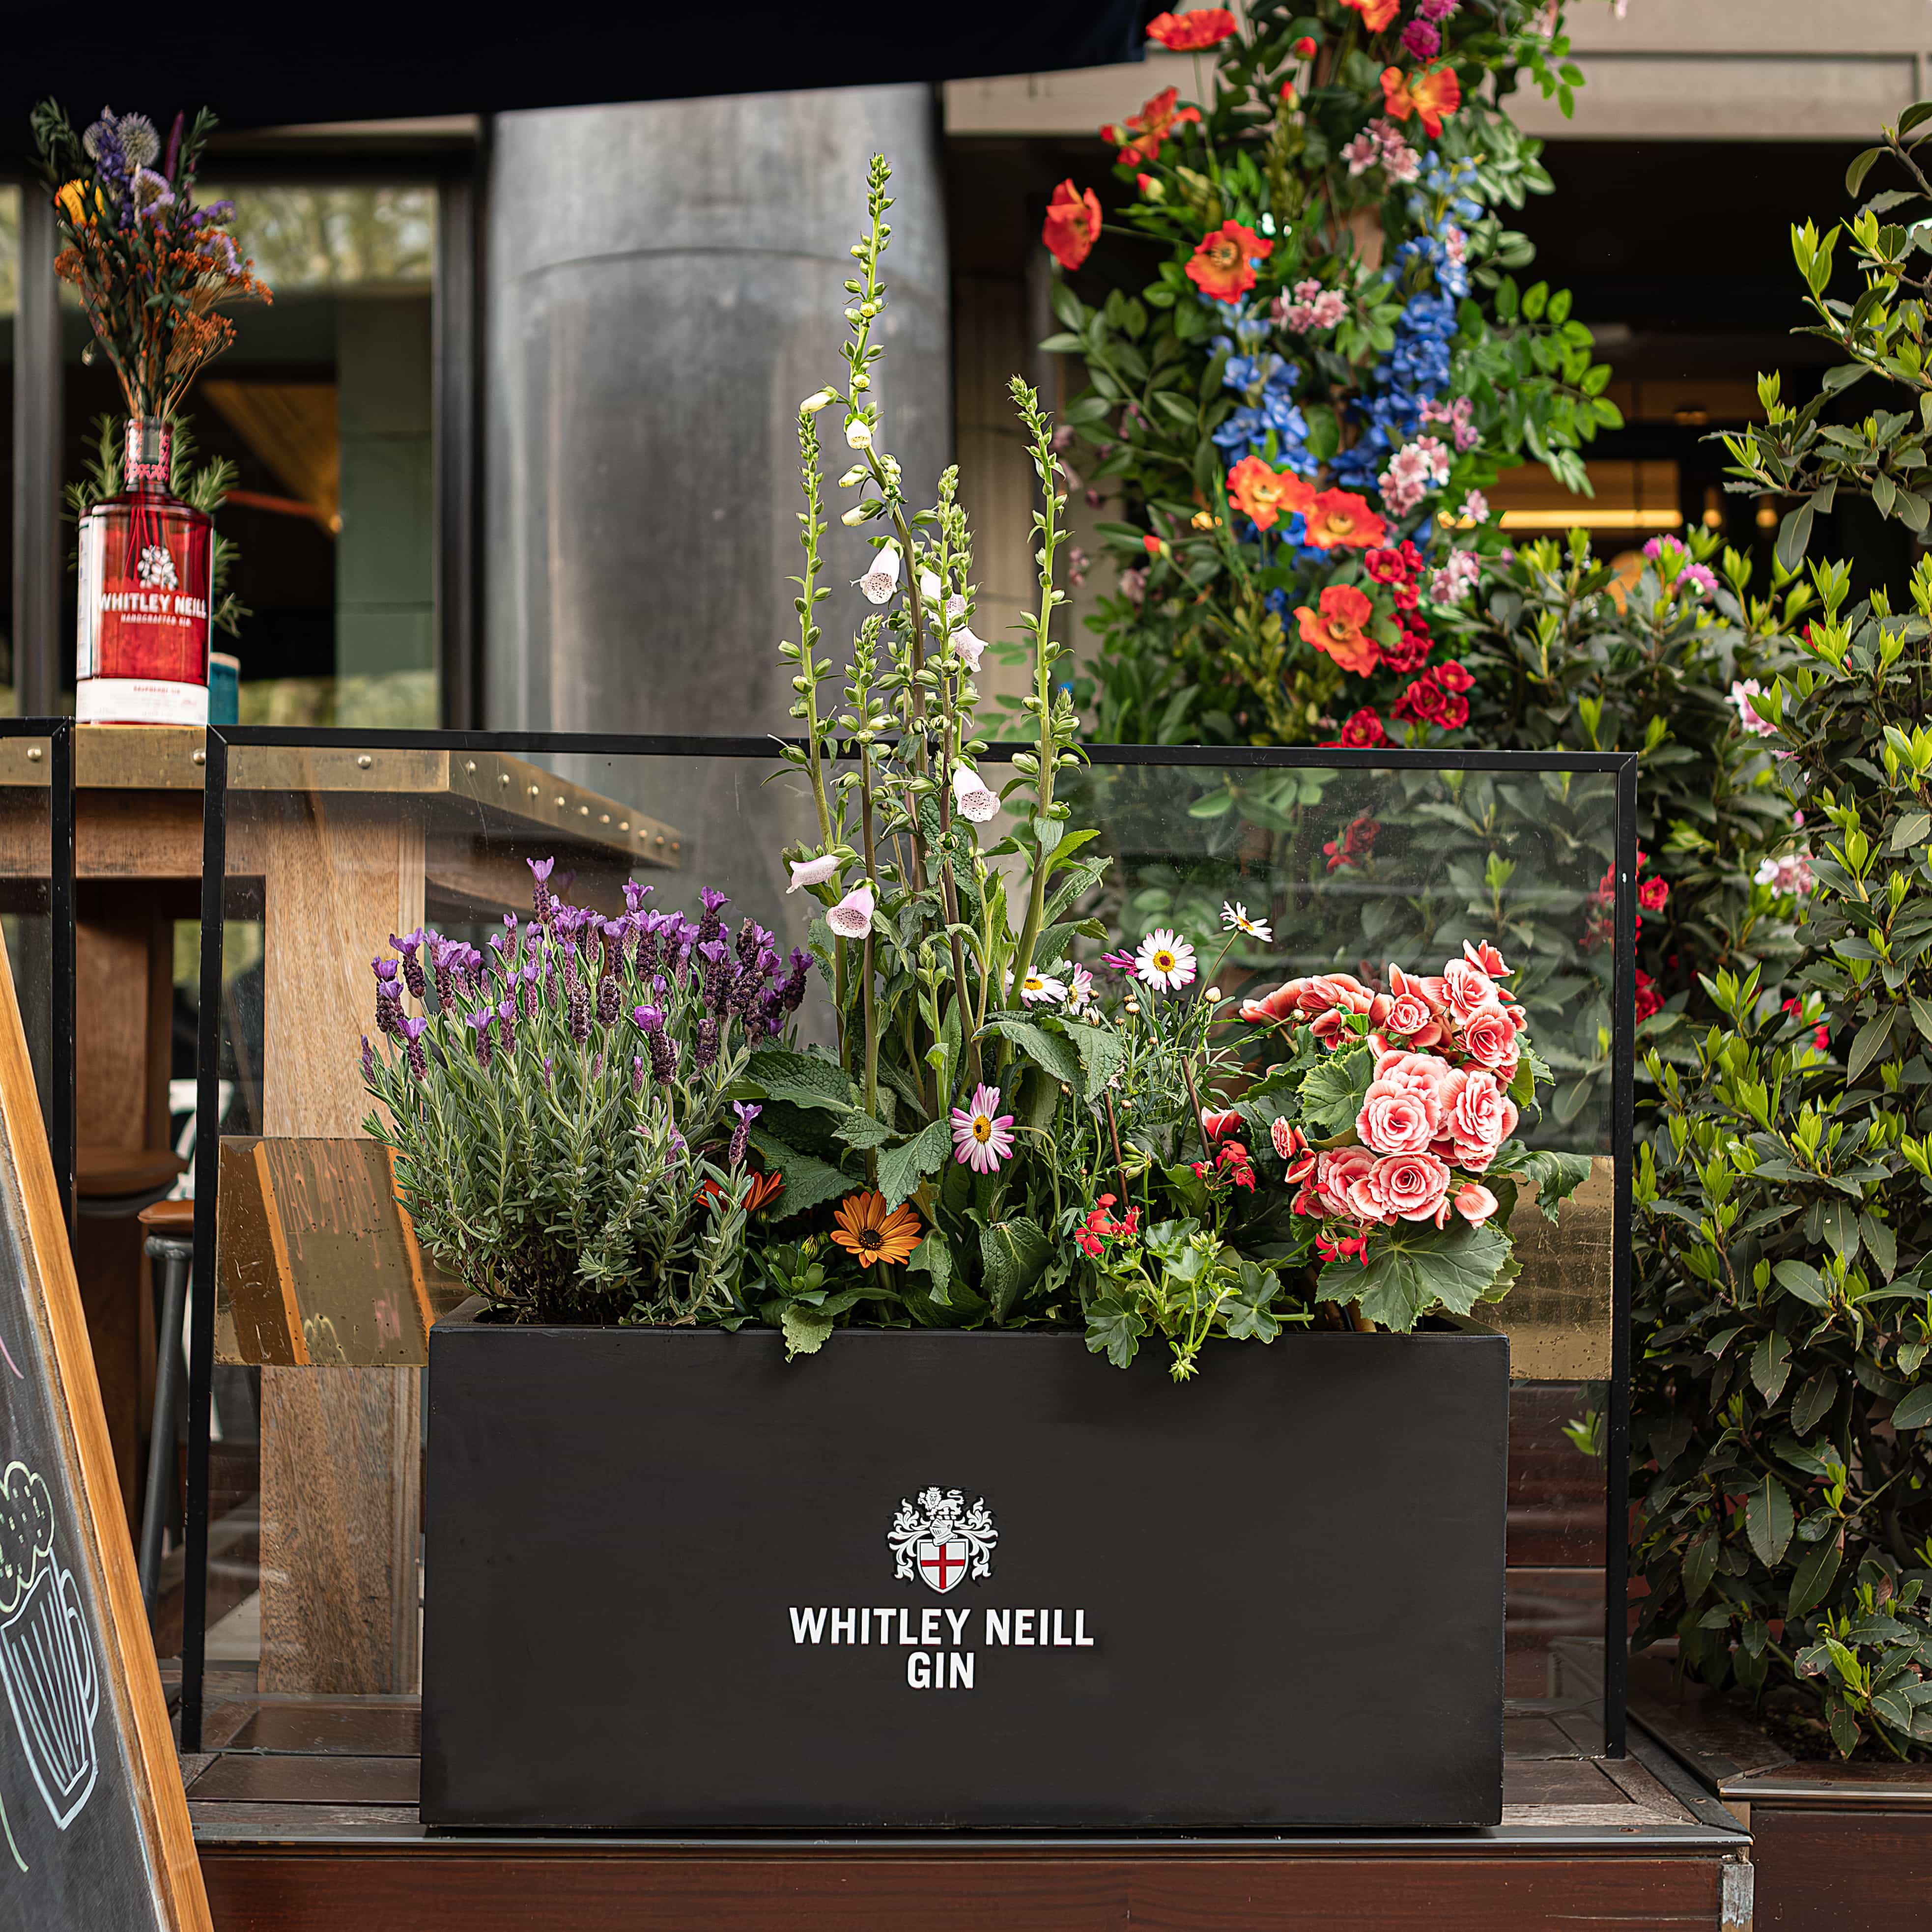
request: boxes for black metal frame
[181,727,1639,1767]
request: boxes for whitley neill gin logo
[787,1488,1096,1692]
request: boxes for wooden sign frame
[0,726,210,1931]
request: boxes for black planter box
[421,1307,1507,1830]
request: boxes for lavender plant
[361,868,808,1325]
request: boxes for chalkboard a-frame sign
[0,935,210,1930]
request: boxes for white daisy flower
[1221,901,1273,943]
[1135,929,1197,993]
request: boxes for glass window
[0,183,16,713]
[59,183,439,725]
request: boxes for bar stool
[137,1198,195,1617]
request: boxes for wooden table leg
[256,794,425,1695]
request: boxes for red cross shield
[914,1536,970,1594]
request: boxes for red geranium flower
[1226,454,1314,532]
[1102,86,1202,166]
[1380,618,1433,675]
[1634,968,1663,1023]
[1303,488,1387,551]
[1187,219,1271,300]
[1042,179,1103,271]
[1292,35,1319,57]
[1296,584,1379,678]
[1147,7,1238,51]
[1434,657,1474,695]
[1338,707,1388,748]
[1638,875,1670,912]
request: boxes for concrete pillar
[483,85,950,752]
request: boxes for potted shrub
[372,161,1591,1832]
[1626,112,1932,1924]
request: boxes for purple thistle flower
[728,1100,762,1169]
[465,1008,495,1072]
[496,998,518,1059]
[623,878,653,915]
[376,980,403,1035]
[361,1036,376,1081]
[697,887,730,950]
[399,1015,429,1080]
[596,976,621,1028]
[694,1016,721,1069]
[631,1054,646,1097]
[567,977,591,1045]
[393,931,426,999]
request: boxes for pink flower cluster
[1428,547,1481,605]
[1246,942,1531,1237]
[1276,278,1348,333]
[1340,117,1420,182]
[1418,394,1478,452]
[1378,435,1451,516]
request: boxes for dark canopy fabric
[1,2,1147,141]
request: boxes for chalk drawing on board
[0,1463,99,1830]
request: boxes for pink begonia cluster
[1428,547,1482,605]
[1418,394,1478,452]
[1242,941,1529,1237]
[1729,679,1777,738]
[1378,435,1451,516]
[1341,117,1420,182]
[1276,278,1348,333]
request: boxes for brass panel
[0,737,53,790]
[217,1137,465,1366]
[1491,1156,1616,1382]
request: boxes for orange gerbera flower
[1296,585,1381,678]
[1303,489,1386,551]
[1187,219,1272,301]
[830,1191,922,1268]
[1340,0,1400,28]
[1146,7,1237,51]
[1226,455,1315,533]
[1042,179,1103,271]
[1381,64,1462,138]
[1102,86,1202,166]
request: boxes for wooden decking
[181,1678,1751,1931]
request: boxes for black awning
[1,1,1147,142]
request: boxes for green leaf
[1792,1367,1839,1435]
[780,1302,835,1361]
[980,1217,1051,1322]
[1775,501,1814,572]
[1774,1258,1830,1307]
[1752,1330,1793,1403]
[987,1017,1084,1097]
[1846,1010,1895,1082]
[1683,1531,1718,1607]
[1787,1536,1844,1620]
[908,1230,954,1305]
[744,1046,854,1113]
[1515,1149,1595,1218]
[1890,1385,1932,1430]
[1320,1218,1513,1332]
[1299,1044,1374,1139]
[1222,1262,1282,1343]
[749,1130,855,1220]
[1084,1292,1145,1368]
[835,1110,894,1150]
[877,1118,951,1211]
[1847,146,1885,197]
[1068,1021,1125,1110]
[1746,1474,1796,1567]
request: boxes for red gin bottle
[76,418,213,725]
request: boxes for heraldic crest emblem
[887,1487,998,1595]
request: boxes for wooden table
[0,727,679,1701]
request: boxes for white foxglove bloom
[800,389,837,415]
[955,627,989,673]
[845,419,874,450]
[827,882,876,938]
[787,854,841,894]
[919,569,944,605]
[838,465,867,487]
[840,504,874,526]
[952,763,999,824]
[857,542,900,605]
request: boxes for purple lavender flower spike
[694,1016,720,1069]
[393,931,426,999]
[633,914,663,978]
[373,956,399,985]
[780,948,811,1014]
[464,1008,495,1072]
[519,960,540,1023]
[596,977,621,1028]
[728,1100,762,1169]
[592,1051,604,1080]
[631,1054,645,1097]
[631,1004,677,1084]
[697,887,729,950]
[623,878,654,915]
[567,977,591,1045]
[496,998,518,1059]
[376,980,404,1036]
[502,910,520,969]
[528,855,556,924]
[543,1055,554,1091]
[361,1036,376,1081]
[399,1015,429,1080]
[736,920,772,967]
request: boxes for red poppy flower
[1042,179,1103,271]
[1146,7,1238,51]
[1340,0,1400,28]
[1187,219,1271,301]
[1103,86,1202,165]
[1381,64,1462,137]
[1226,454,1314,532]
[1302,489,1386,551]
[1292,35,1318,57]
[1296,584,1379,678]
